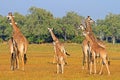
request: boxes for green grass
[0,43,120,80]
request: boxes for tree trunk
[99,32,103,41]
[106,36,108,42]
[63,32,67,41]
[62,27,67,41]
[112,36,116,44]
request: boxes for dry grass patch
[0,43,120,80]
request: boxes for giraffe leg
[93,53,96,74]
[57,64,60,74]
[15,55,17,69]
[103,58,110,75]
[87,52,90,70]
[61,64,64,74]
[13,52,17,69]
[21,54,24,71]
[82,53,85,69]
[53,44,57,64]
[87,46,91,70]
[94,59,96,74]
[89,53,93,74]
[11,52,15,70]
[89,61,92,74]
[99,60,104,75]
[11,52,17,70]
[82,48,88,70]
[61,57,65,74]
[16,55,19,69]
[84,55,88,70]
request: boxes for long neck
[11,17,20,33]
[49,30,58,42]
[85,22,92,32]
[85,21,98,43]
[86,33,98,46]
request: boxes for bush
[71,36,84,43]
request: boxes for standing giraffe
[48,28,70,74]
[79,16,105,70]
[83,31,110,75]
[80,16,95,70]
[7,12,28,71]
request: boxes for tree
[61,11,84,41]
[0,15,12,42]
[105,13,120,44]
[96,13,120,44]
[25,6,54,43]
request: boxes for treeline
[0,7,120,44]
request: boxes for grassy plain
[0,42,120,80]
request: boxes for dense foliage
[0,7,120,44]
[94,13,120,44]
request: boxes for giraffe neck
[11,17,20,33]
[86,22,92,32]
[87,21,98,42]
[49,30,59,42]
[86,33,99,47]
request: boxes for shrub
[71,36,84,43]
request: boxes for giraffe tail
[107,56,110,65]
[24,54,27,64]
[65,52,70,56]
[106,55,110,65]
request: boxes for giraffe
[80,16,95,70]
[48,28,70,74]
[79,16,105,70]
[7,12,28,71]
[82,31,110,75]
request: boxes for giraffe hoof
[108,72,110,75]
[99,72,102,75]
[11,66,14,71]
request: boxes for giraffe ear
[10,23,12,25]
[47,28,50,30]
[15,22,17,24]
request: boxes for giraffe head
[48,28,53,32]
[7,12,17,25]
[85,16,94,24]
[7,12,14,21]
